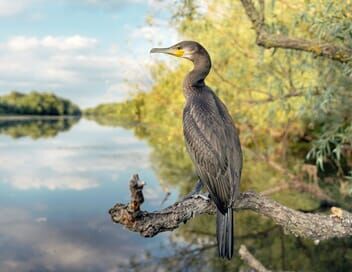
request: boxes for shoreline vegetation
[0,91,81,139]
[0,91,81,116]
[84,97,143,124]
[0,115,80,139]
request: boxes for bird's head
[150,41,207,62]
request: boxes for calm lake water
[0,117,176,272]
[0,117,351,272]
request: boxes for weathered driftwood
[109,174,352,241]
[240,0,352,63]
[239,245,271,272]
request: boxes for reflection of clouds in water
[112,134,143,145]
[143,182,176,208]
[0,149,98,190]
[0,207,149,271]
[9,175,98,190]
[0,120,169,271]
[144,186,163,201]
[0,143,150,190]
[35,217,47,223]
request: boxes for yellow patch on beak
[172,49,184,57]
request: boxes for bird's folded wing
[183,93,240,210]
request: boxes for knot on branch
[129,174,145,212]
[109,174,146,229]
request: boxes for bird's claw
[181,179,204,201]
[330,207,343,220]
[191,193,210,201]
[180,192,210,202]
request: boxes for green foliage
[307,125,352,170]
[0,91,81,116]
[305,0,352,46]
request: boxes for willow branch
[240,0,352,63]
[109,174,352,241]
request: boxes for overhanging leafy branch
[240,0,352,63]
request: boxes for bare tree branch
[109,174,352,241]
[240,0,352,63]
[239,244,271,272]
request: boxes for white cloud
[68,0,171,11]
[0,0,35,17]
[0,0,172,18]
[75,0,137,8]
[41,35,98,51]
[129,18,179,45]
[5,35,98,51]
[6,36,39,51]
[131,25,170,43]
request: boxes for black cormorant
[150,41,243,259]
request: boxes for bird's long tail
[216,208,233,259]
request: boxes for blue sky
[0,0,179,107]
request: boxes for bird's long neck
[183,53,211,97]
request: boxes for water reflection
[0,116,80,139]
[0,118,175,272]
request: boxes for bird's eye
[176,46,182,50]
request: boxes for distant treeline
[0,91,81,116]
[84,94,144,124]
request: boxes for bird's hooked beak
[150,47,185,57]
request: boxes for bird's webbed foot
[181,179,210,201]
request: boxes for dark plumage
[151,41,243,259]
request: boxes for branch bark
[240,0,352,63]
[109,174,352,241]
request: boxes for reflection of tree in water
[122,219,352,271]
[118,186,352,272]
[0,117,80,139]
